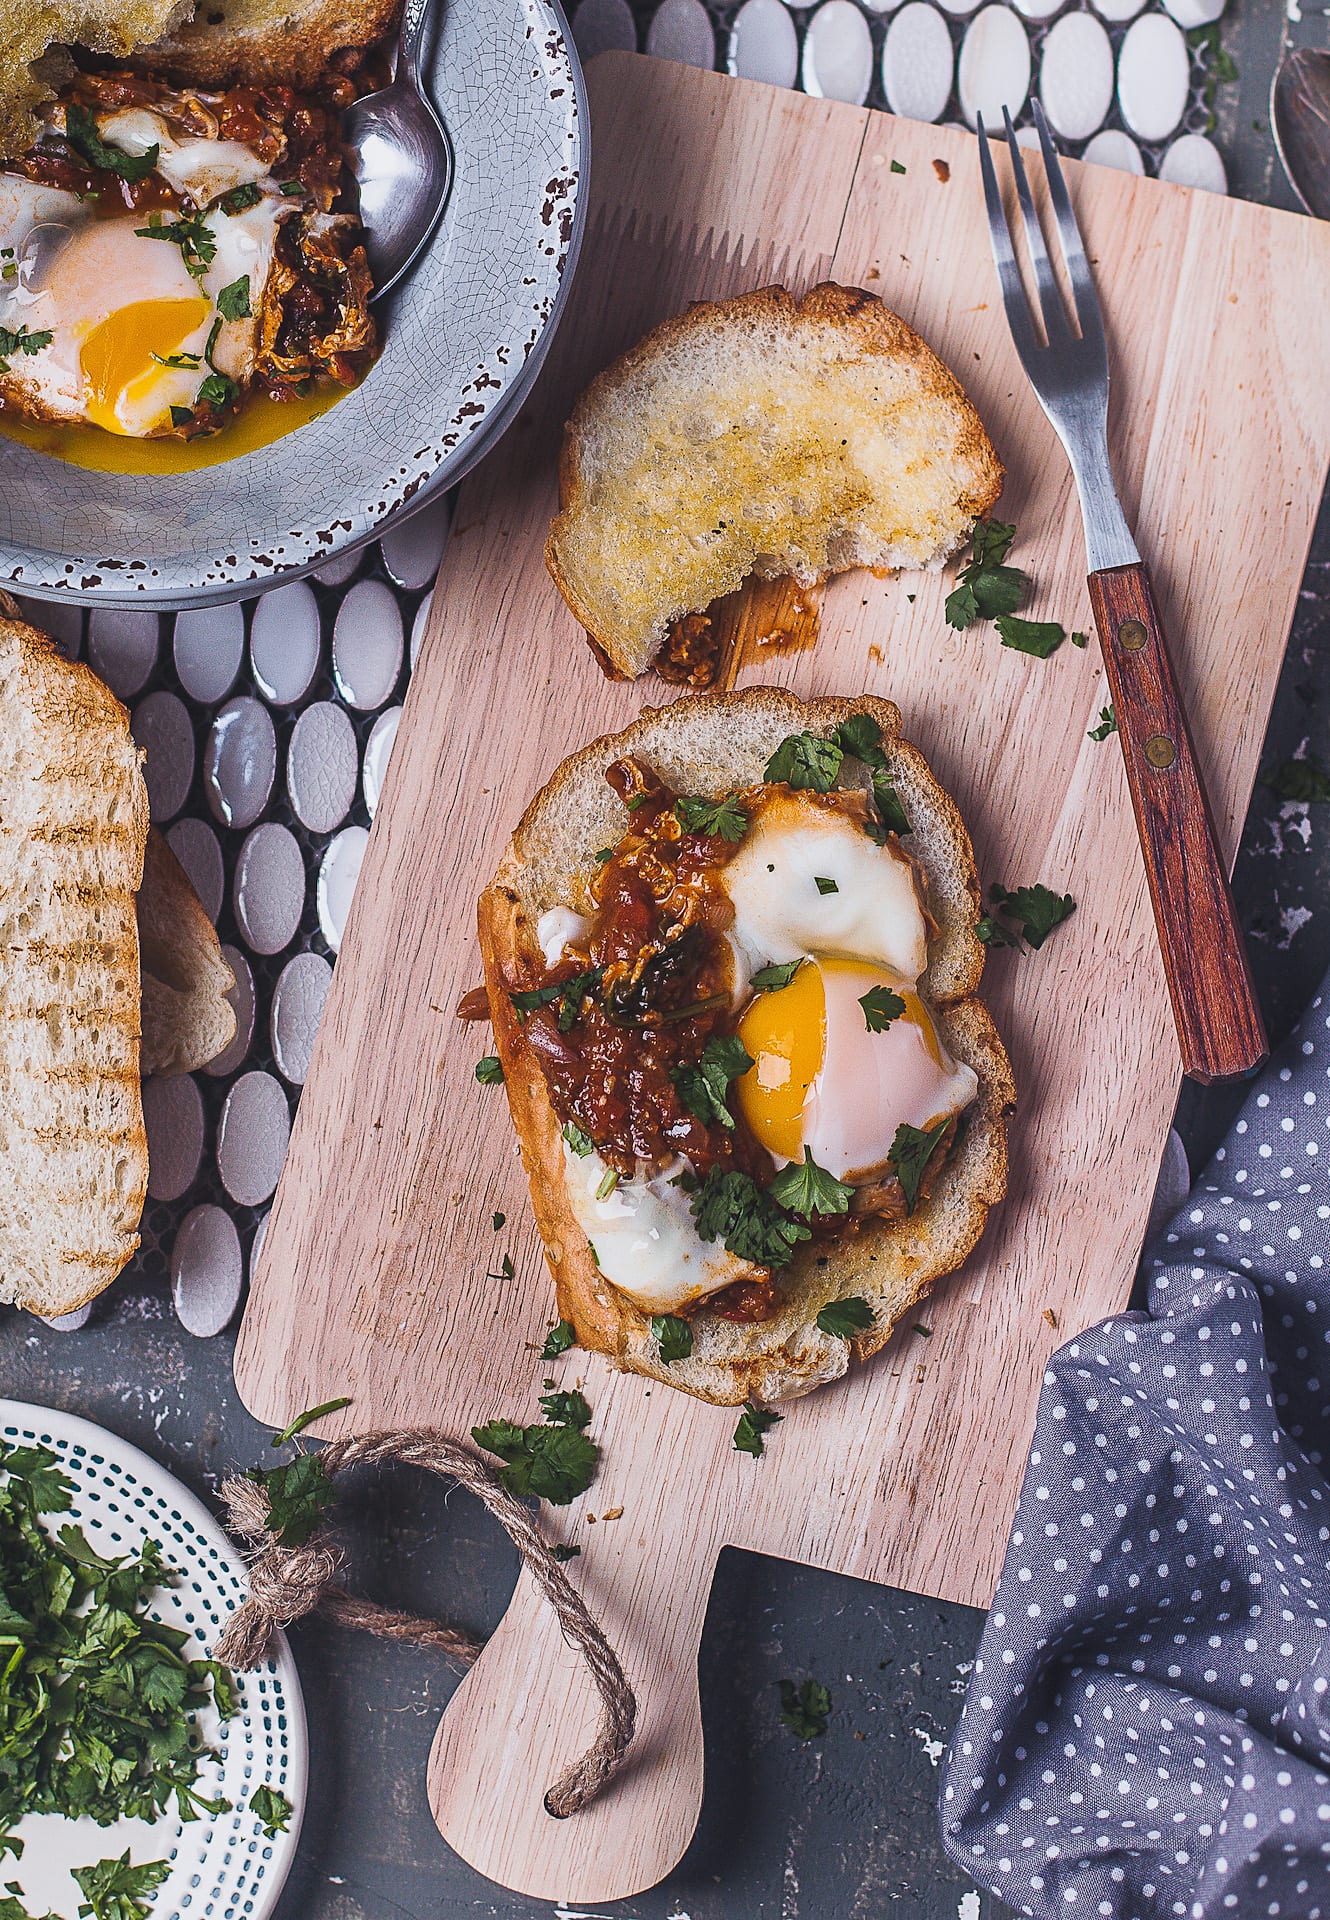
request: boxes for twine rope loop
[214,1425,636,1816]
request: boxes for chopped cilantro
[888,1118,951,1213]
[0,326,53,373]
[562,1119,595,1155]
[169,405,195,428]
[541,1319,577,1359]
[670,1033,754,1131]
[814,875,838,895]
[538,1389,591,1429]
[492,1211,506,1230]
[216,274,252,322]
[779,1677,831,1738]
[134,214,217,278]
[151,349,201,370]
[832,713,884,763]
[733,1402,782,1458]
[767,1148,854,1218]
[764,731,843,793]
[673,793,749,841]
[816,1297,875,1337]
[945,518,1026,630]
[996,614,1065,658]
[73,1853,171,1920]
[1071,630,1090,649]
[217,182,262,215]
[1262,756,1330,803]
[689,1167,811,1268]
[248,1783,293,1836]
[475,1055,504,1084]
[471,1394,598,1505]
[65,104,160,183]
[552,1542,581,1562]
[988,881,1076,950]
[1088,704,1117,742]
[859,984,906,1031]
[652,1314,694,1364]
[750,959,805,992]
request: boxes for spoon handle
[398,0,435,81]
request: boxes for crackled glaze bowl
[0,0,585,609]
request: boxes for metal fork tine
[1030,101,1104,348]
[1002,108,1070,344]
[975,114,1040,363]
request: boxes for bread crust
[479,686,1015,1406]
[131,0,401,87]
[139,829,236,1077]
[546,283,1005,679]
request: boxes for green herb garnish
[541,1319,577,1359]
[689,1168,811,1268]
[216,274,252,322]
[750,959,805,992]
[216,182,262,215]
[248,1783,293,1836]
[0,326,53,374]
[673,794,749,841]
[475,1055,504,1084]
[471,1394,599,1505]
[1088,704,1117,742]
[945,519,1025,630]
[134,214,217,278]
[671,1033,754,1131]
[66,103,160,182]
[652,1314,694,1364]
[764,731,843,793]
[72,1853,171,1920]
[779,1677,831,1738]
[985,881,1076,950]
[733,1402,782,1458]
[996,614,1065,658]
[814,875,838,895]
[1262,756,1330,803]
[888,1119,950,1214]
[816,1297,875,1338]
[767,1148,854,1218]
[858,984,906,1031]
[562,1119,595,1156]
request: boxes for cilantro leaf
[557,966,603,1033]
[764,732,843,793]
[73,1853,170,1920]
[1088,704,1117,742]
[246,1451,333,1549]
[0,1889,55,1920]
[66,104,160,182]
[0,326,54,374]
[1071,630,1090,649]
[673,794,749,841]
[870,770,911,836]
[217,182,262,214]
[1,1444,75,1512]
[475,1055,504,1085]
[540,1319,577,1359]
[651,1314,693,1364]
[134,215,216,278]
[888,1119,951,1214]
[991,882,1076,949]
[890,157,907,173]
[510,982,561,1015]
[670,1033,753,1131]
[779,1677,831,1738]
[814,876,838,895]
[832,713,883,763]
[944,580,980,630]
[1262,756,1330,803]
[472,1395,599,1505]
[816,1297,875,1337]
[552,1543,581,1562]
[946,520,1027,631]
[750,959,805,992]
[248,1783,293,1836]
[975,911,1022,949]
[689,1168,811,1268]
[767,1148,854,1218]
[970,565,1026,620]
[538,1389,591,1429]
[996,614,1065,659]
[196,370,236,413]
[733,1402,782,1458]
[562,1119,595,1155]
[971,517,1016,568]
[858,985,906,1032]
[216,275,251,322]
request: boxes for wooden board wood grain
[235,53,1330,1902]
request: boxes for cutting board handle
[427,1508,722,1901]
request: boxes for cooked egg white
[563,1144,756,1314]
[0,120,289,439]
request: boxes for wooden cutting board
[236,52,1330,1901]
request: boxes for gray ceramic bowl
[1,0,585,609]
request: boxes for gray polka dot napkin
[941,970,1330,1920]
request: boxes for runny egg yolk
[735,956,973,1179]
[80,297,210,436]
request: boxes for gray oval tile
[250,580,322,706]
[363,706,403,821]
[802,0,873,104]
[133,690,195,824]
[1117,11,1189,142]
[332,579,404,711]
[729,0,799,86]
[882,1,954,121]
[88,608,159,699]
[165,817,225,924]
[173,601,244,704]
[380,498,452,591]
[288,700,359,834]
[171,1204,244,1338]
[271,951,334,1086]
[216,1069,291,1207]
[143,1073,205,1203]
[317,825,369,952]
[204,696,276,831]
[234,822,306,956]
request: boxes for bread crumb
[601,1506,624,1522]
[1043,1308,1058,1328]
[933,159,951,183]
[914,1364,926,1384]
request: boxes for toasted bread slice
[0,615,149,1317]
[546,284,1004,681]
[139,829,235,1077]
[134,0,401,86]
[479,687,1015,1406]
[0,0,190,158]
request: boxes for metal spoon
[1272,46,1330,220]
[343,0,453,302]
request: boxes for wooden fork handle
[1087,561,1268,1085]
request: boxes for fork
[976,103,1268,1085]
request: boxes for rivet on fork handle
[1088,560,1268,1085]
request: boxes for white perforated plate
[0,1400,305,1920]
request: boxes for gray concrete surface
[3,5,1328,1912]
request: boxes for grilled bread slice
[0,0,189,157]
[546,284,1004,681]
[139,829,235,1078]
[0,614,149,1316]
[133,0,401,86]
[479,687,1015,1407]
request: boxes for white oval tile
[171,1204,244,1339]
[1009,0,1062,20]
[250,1209,270,1284]
[87,608,159,699]
[1014,124,1042,148]
[132,690,195,824]
[882,2,954,121]
[802,0,873,104]
[1117,11,1189,142]
[332,579,404,712]
[1091,0,1145,18]
[143,1073,205,1203]
[173,601,244,704]
[41,1305,93,1331]
[19,596,81,657]
[936,0,982,17]
[645,0,715,64]
[217,1069,291,1207]
[250,580,322,706]
[1159,130,1227,192]
[572,0,638,57]
[859,0,901,13]
[312,545,364,587]
[287,700,359,834]
[363,705,402,819]
[234,822,305,956]
[165,817,225,924]
[271,951,334,1086]
[203,944,255,1078]
[411,588,433,667]
[1081,127,1145,172]
[1039,10,1114,141]
[381,498,452,591]
[728,0,799,84]
[203,696,276,830]
[318,825,369,952]
[1163,0,1223,24]
[959,5,1030,128]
